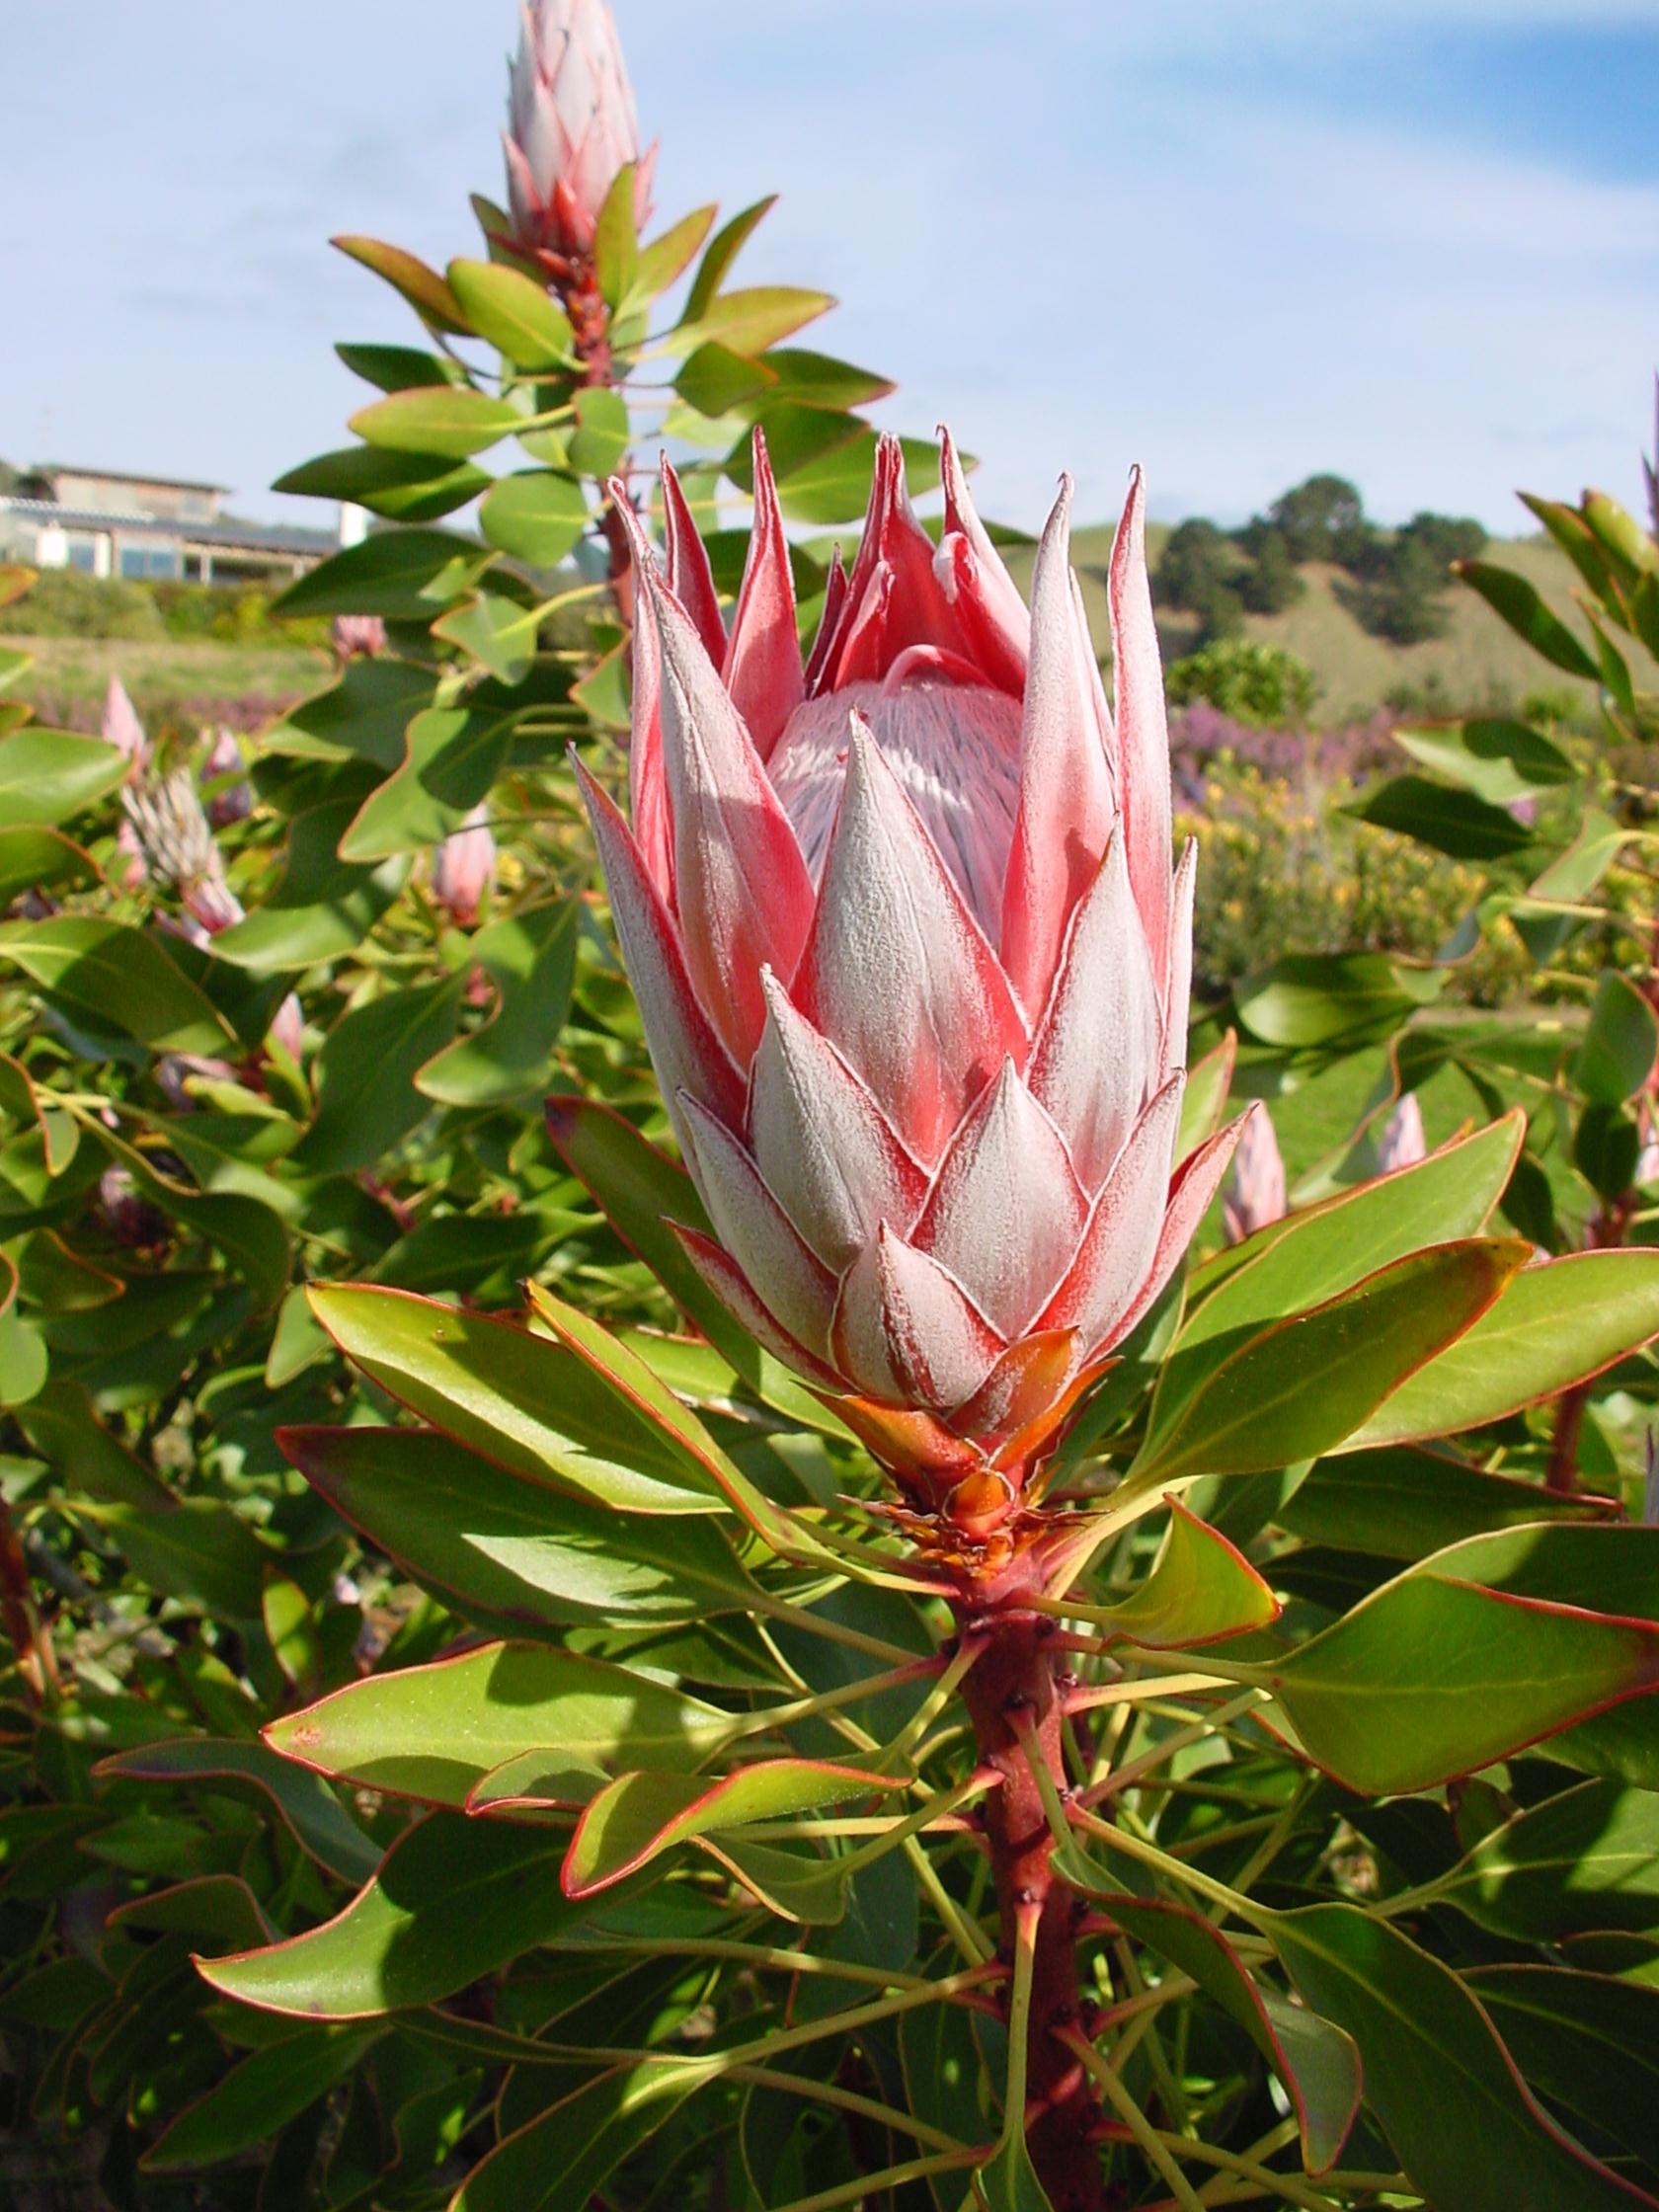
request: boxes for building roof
[35,461,228,495]
[0,497,336,557]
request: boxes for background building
[0,463,350,584]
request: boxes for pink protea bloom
[577,432,1245,1540]
[504,0,656,263]
[1222,1104,1286,1244]
[200,727,252,829]
[431,806,497,926]
[101,677,150,773]
[1376,1091,1426,1175]
[332,614,387,661]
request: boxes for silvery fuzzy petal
[1222,1103,1286,1244]
[1161,838,1198,1080]
[1109,467,1175,996]
[677,1093,837,1360]
[911,1061,1087,1340]
[748,971,927,1272]
[830,1225,1005,1411]
[1377,1092,1426,1175]
[1000,477,1115,1016]
[794,717,1026,1165]
[506,0,654,257]
[671,1221,843,1389]
[1039,1076,1185,1352]
[1028,827,1161,1195]
[1114,1109,1251,1347]
[575,759,746,1140]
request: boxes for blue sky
[4,1,1656,535]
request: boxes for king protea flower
[579,433,1244,1540]
[504,0,656,263]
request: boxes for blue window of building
[119,544,179,580]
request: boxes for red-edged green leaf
[142,2025,382,2172]
[1457,559,1602,680]
[332,235,468,333]
[1057,1502,1279,1648]
[97,1738,378,1885]
[446,257,574,368]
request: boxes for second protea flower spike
[504,0,656,267]
[578,434,1245,1553]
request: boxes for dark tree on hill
[1342,533,1455,643]
[1238,528,1305,614]
[1399,511,1487,569]
[1192,580,1245,645]
[1154,518,1235,612]
[1268,473,1370,567]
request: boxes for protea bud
[1222,1100,1286,1244]
[577,433,1245,1544]
[1376,1091,1426,1175]
[332,614,387,661]
[504,0,656,264]
[101,677,150,772]
[121,770,244,938]
[431,806,496,926]
[199,727,251,829]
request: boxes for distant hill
[1003,523,1655,727]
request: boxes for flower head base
[505,0,655,265]
[581,433,1244,1552]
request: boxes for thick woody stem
[0,1497,53,1704]
[956,1605,1104,2212]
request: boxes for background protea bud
[199,727,251,829]
[1222,1103,1285,1243]
[431,807,496,926]
[1376,1091,1426,1175]
[101,677,150,773]
[504,0,656,264]
[577,433,1245,1546]
[120,770,245,938]
[332,614,386,661]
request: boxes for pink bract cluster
[504,0,656,262]
[584,434,1246,1537]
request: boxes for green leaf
[682,197,775,325]
[332,234,468,334]
[566,387,630,479]
[289,978,464,1174]
[1392,717,1577,804]
[336,340,467,392]
[756,349,896,412]
[1279,1444,1613,1561]
[143,2026,381,2172]
[198,1815,574,2016]
[592,163,639,309]
[1457,558,1602,681]
[633,204,717,301]
[452,2058,716,2212]
[263,658,436,770]
[674,343,777,419]
[265,1641,731,1808]
[0,1309,46,1405]
[12,1376,173,1507]
[446,257,574,368]
[417,901,578,1106]
[1344,1248,1659,1449]
[1430,1780,1659,1939]
[350,386,524,460]
[1066,1503,1279,1648]
[1528,806,1625,903]
[273,443,490,522]
[479,468,590,564]
[274,529,489,620]
[337,703,514,860]
[682,286,834,357]
[75,1498,271,1620]
[431,589,536,682]
[1233,952,1441,1050]
[1268,1903,1646,2210]
[307,1282,729,1516]
[210,804,408,973]
[970,2130,1055,2212]
[1465,1965,1659,2176]
[565,1759,904,1897]
[1260,1547,1659,1794]
[1574,971,1659,1105]
[97,1737,379,1885]
[0,826,99,904]
[280,1425,759,1631]
[1130,1240,1527,1487]
[1348,773,1535,861]
[88,1120,290,1306]
[0,916,232,1054]
[0,727,126,826]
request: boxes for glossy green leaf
[98,1737,378,1885]
[453,2057,717,2212]
[675,342,777,418]
[88,1119,290,1306]
[1233,952,1442,1050]
[1457,559,1602,680]
[446,256,574,367]
[210,810,408,971]
[272,443,491,520]
[431,589,536,682]
[1064,1503,1279,1648]
[0,826,100,903]
[1268,1903,1647,2210]
[970,2129,1054,2212]
[1344,1248,1659,1449]
[1528,806,1625,903]
[350,386,524,459]
[756,348,896,411]
[332,234,469,333]
[13,1376,173,1507]
[633,203,716,300]
[1130,1240,1526,1487]
[1465,1966,1659,2176]
[1348,774,1535,860]
[1429,1780,1659,1939]
[592,162,639,308]
[1574,971,1659,1105]
[479,468,589,564]
[336,340,466,392]
[263,658,435,769]
[564,1759,904,1897]
[0,727,126,826]
[199,1815,574,2017]
[264,1641,730,1808]
[290,978,464,1174]
[417,901,578,1105]
[0,1308,46,1404]
[338,703,514,859]
[566,387,630,479]
[682,196,775,324]
[280,1425,759,1631]
[1392,716,1577,804]
[1278,1444,1613,1561]
[143,2025,381,2172]
[307,1283,728,1515]
[273,528,489,620]
[681,285,834,356]
[0,916,232,1054]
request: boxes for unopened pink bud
[200,728,251,828]
[504,0,656,260]
[332,614,387,660]
[1222,1105,1287,1243]
[1376,1092,1426,1174]
[101,677,149,772]
[432,807,496,925]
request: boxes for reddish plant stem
[956,1606,1104,2212]
[0,1496,53,1705]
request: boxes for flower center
[767,678,1023,938]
